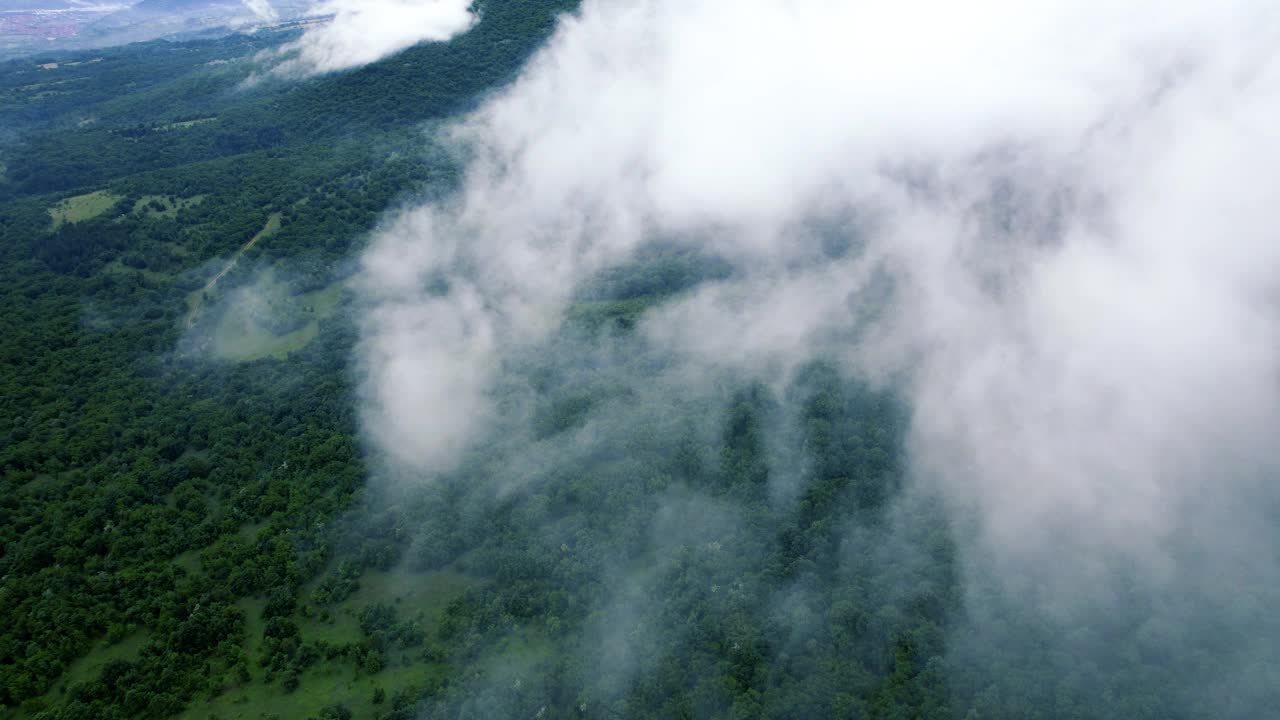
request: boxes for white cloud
[240,0,278,23]
[274,0,475,76]
[356,0,1280,631]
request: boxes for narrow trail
[186,213,281,329]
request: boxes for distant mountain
[87,0,249,30]
[0,1,135,10]
[0,0,313,59]
[127,0,243,12]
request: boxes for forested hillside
[2,2,1278,720]
[0,3,579,718]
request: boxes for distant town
[0,1,318,59]
[1,11,107,41]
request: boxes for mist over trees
[1,1,1279,719]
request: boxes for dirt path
[186,213,281,329]
[201,213,281,292]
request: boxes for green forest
[1,2,1277,720]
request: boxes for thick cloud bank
[275,0,475,76]
[357,0,1280,705]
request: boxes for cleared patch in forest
[173,548,202,576]
[185,212,282,328]
[215,314,319,362]
[178,660,446,720]
[47,190,122,229]
[239,596,269,665]
[209,269,349,362]
[159,117,217,131]
[35,633,150,707]
[16,77,86,93]
[301,568,482,646]
[102,258,169,283]
[178,570,478,720]
[132,194,206,219]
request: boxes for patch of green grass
[38,633,150,702]
[300,602,364,648]
[19,473,61,495]
[498,632,554,670]
[239,597,268,662]
[159,117,217,131]
[174,549,202,575]
[102,258,171,284]
[132,194,206,219]
[238,518,272,544]
[355,568,480,613]
[48,190,122,229]
[180,215,351,363]
[185,213,282,327]
[215,316,320,362]
[296,280,347,318]
[16,78,86,93]
[469,628,556,701]
[180,570,477,720]
[178,659,445,720]
[208,269,350,362]
[300,568,481,647]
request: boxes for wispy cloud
[269,0,475,76]
[240,0,278,23]
[355,0,1280,710]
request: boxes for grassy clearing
[297,280,347,318]
[239,597,269,663]
[177,213,351,363]
[159,117,217,131]
[302,603,363,648]
[180,570,477,720]
[239,519,270,542]
[215,316,320,363]
[16,78,85,93]
[302,568,482,646]
[173,548,202,576]
[301,569,477,645]
[178,659,446,720]
[38,633,150,702]
[209,270,350,362]
[132,194,206,219]
[48,190,122,229]
[492,628,554,666]
[19,473,61,495]
[350,568,482,611]
[185,213,282,327]
[12,627,148,712]
[102,258,170,283]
